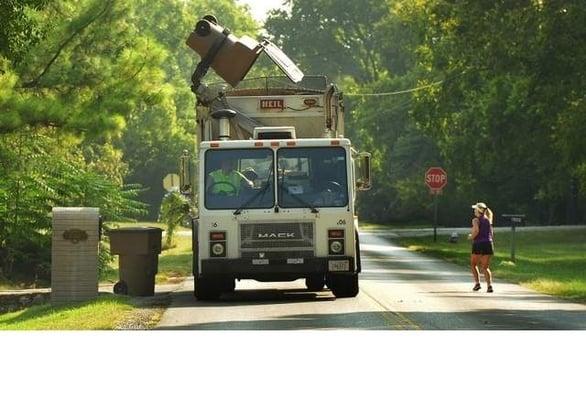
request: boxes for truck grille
[240,222,314,257]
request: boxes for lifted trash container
[107,227,163,296]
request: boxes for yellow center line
[361,287,421,330]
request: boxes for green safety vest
[210,169,242,195]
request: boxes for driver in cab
[208,159,253,196]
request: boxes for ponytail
[484,208,493,225]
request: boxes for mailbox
[51,207,100,305]
[501,214,526,262]
[502,214,526,225]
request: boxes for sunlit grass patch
[525,279,586,301]
[156,236,192,284]
[0,295,134,330]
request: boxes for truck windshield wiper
[233,165,274,215]
[279,182,319,214]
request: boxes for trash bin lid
[107,227,164,233]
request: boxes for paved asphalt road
[157,232,586,330]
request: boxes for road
[157,232,586,330]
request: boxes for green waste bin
[107,227,163,296]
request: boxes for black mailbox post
[501,214,526,262]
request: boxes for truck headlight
[329,240,343,254]
[211,242,225,257]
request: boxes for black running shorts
[472,241,494,255]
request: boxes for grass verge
[156,235,192,284]
[397,229,586,302]
[0,294,134,330]
[360,222,430,230]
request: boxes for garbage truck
[180,15,372,300]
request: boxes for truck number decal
[337,219,346,225]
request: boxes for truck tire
[222,278,236,293]
[305,274,325,291]
[330,274,359,298]
[113,280,128,295]
[194,275,221,300]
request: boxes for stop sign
[425,167,447,192]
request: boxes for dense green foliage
[266,0,586,225]
[0,0,258,283]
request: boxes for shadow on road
[167,287,336,309]
[157,308,586,330]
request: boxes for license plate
[252,259,269,265]
[328,259,350,271]
[287,258,304,264]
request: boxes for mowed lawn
[0,295,134,330]
[397,228,586,302]
[156,235,192,284]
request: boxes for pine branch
[22,0,114,88]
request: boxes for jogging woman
[468,202,494,293]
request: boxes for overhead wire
[344,80,444,97]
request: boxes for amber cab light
[210,231,226,241]
[328,229,344,238]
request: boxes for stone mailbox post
[51,207,100,305]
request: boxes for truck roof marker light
[270,141,280,147]
[286,141,296,146]
[331,140,340,145]
[254,142,264,147]
[210,142,220,148]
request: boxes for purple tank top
[474,215,492,243]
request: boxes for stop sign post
[425,167,448,242]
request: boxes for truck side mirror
[180,150,192,194]
[356,152,372,191]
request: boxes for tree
[0,0,49,62]
[158,191,191,248]
[266,0,389,83]
[406,0,586,223]
[0,0,262,284]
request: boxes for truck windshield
[205,149,274,210]
[277,147,348,209]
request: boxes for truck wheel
[113,280,128,295]
[305,275,325,291]
[194,275,221,300]
[222,278,236,293]
[330,274,359,298]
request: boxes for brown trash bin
[107,227,163,296]
[186,17,263,87]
